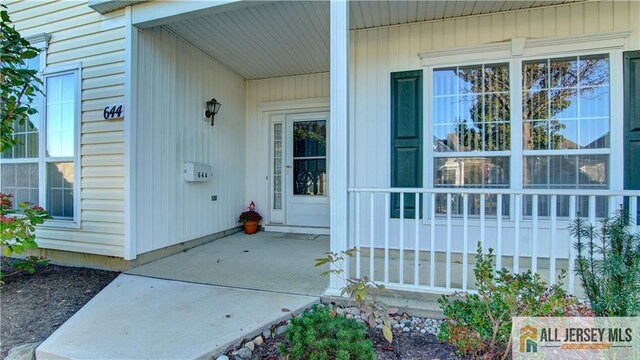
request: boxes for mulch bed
[0,260,119,359]
[251,323,462,360]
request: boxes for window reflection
[293,120,327,196]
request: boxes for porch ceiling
[163,0,581,80]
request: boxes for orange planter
[243,221,259,235]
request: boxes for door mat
[275,233,319,241]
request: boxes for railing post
[384,192,390,282]
[399,192,405,284]
[414,192,420,286]
[569,195,577,294]
[429,193,435,288]
[462,193,468,291]
[326,0,349,296]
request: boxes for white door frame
[260,98,329,226]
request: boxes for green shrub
[279,305,375,360]
[437,242,592,359]
[570,207,640,316]
[315,250,393,343]
[1,193,51,282]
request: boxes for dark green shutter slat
[624,50,640,223]
[391,70,423,219]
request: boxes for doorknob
[286,165,293,168]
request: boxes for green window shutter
[391,70,423,219]
[624,50,640,223]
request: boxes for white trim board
[419,30,632,66]
[263,225,330,236]
[261,98,330,226]
[260,98,329,112]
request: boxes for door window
[292,120,327,196]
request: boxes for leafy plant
[437,242,592,359]
[315,249,394,343]
[279,304,375,360]
[1,256,49,279]
[569,207,640,316]
[1,5,42,152]
[238,210,262,224]
[1,193,51,283]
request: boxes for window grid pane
[433,63,510,153]
[522,54,610,218]
[0,163,39,208]
[46,73,75,158]
[273,123,282,210]
[433,63,511,217]
[46,162,74,219]
[523,55,610,151]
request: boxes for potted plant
[238,201,262,235]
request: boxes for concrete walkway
[36,232,327,360]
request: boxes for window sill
[39,219,80,230]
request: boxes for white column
[123,6,138,260]
[326,0,349,296]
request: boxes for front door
[285,112,329,227]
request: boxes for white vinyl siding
[5,0,126,257]
[133,26,246,254]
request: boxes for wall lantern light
[205,98,222,126]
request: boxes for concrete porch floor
[36,232,329,360]
[127,231,330,296]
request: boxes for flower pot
[243,221,259,235]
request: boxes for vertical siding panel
[175,39,185,244]
[135,27,246,253]
[454,18,466,47]
[465,16,479,46]
[378,28,389,188]
[431,21,444,49]
[629,1,640,47]
[555,6,571,37]
[490,13,503,41]
[516,10,530,37]
[542,7,557,38]
[478,16,492,44]
[612,1,629,31]
[570,3,584,35]
[409,23,421,69]
[420,22,432,51]
[584,2,599,34]
[502,12,517,40]
[598,1,614,32]
[442,20,455,50]
[528,8,543,38]
[398,24,410,70]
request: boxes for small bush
[570,208,640,316]
[1,193,51,282]
[315,250,394,343]
[279,305,375,360]
[437,242,592,359]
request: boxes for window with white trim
[0,53,80,223]
[433,63,511,215]
[430,53,612,218]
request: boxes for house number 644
[103,105,124,120]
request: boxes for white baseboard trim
[263,224,330,235]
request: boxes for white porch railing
[348,187,640,296]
